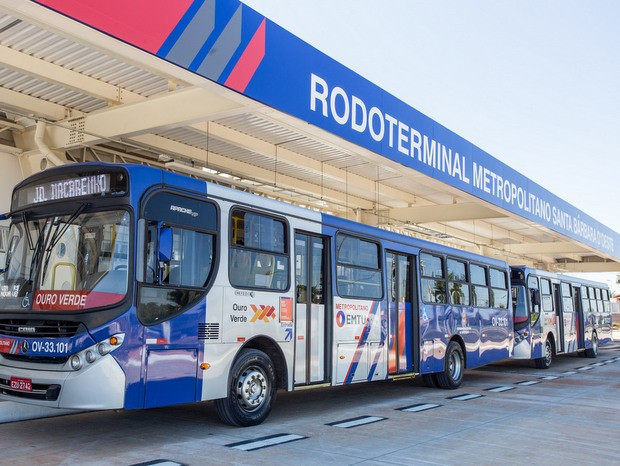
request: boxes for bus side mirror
[158,226,173,262]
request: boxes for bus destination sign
[30,174,110,204]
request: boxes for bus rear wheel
[535,339,553,369]
[435,341,464,389]
[214,348,277,427]
[585,332,598,358]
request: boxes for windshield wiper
[39,203,88,286]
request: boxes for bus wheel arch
[214,344,278,427]
[242,335,288,390]
[535,335,554,369]
[435,338,465,389]
[585,331,598,358]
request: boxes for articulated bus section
[511,267,613,368]
[0,163,610,426]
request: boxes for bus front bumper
[0,354,125,410]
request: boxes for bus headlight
[97,342,110,356]
[67,333,125,371]
[70,355,83,371]
[85,350,96,364]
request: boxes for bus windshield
[0,209,130,312]
[511,285,529,330]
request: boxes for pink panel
[35,0,193,53]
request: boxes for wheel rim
[449,351,462,381]
[544,341,552,366]
[236,365,268,412]
[593,335,598,353]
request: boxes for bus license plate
[10,377,32,392]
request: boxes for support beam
[0,86,70,121]
[507,242,588,255]
[553,262,620,273]
[0,44,143,105]
[204,121,417,207]
[45,87,245,148]
[388,203,506,224]
[130,133,374,210]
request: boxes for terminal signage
[31,0,620,259]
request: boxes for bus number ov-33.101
[30,340,70,354]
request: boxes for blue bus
[0,163,513,426]
[510,267,613,368]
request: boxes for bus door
[553,283,565,353]
[294,233,328,385]
[386,252,414,374]
[560,283,577,353]
[573,286,585,349]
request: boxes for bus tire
[585,332,598,358]
[422,373,439,388]
[435,341,464,389]
[214,348,277,427]
[535,339,553,369]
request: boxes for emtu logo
[250,305,276,323]
[336,310,346,328]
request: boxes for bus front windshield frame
[0,208,130,312]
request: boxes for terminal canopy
[0,0,617,272]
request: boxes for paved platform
[1,345,619,465]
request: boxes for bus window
[540,278,553,312]
[603,289,611,312]
[229,209,289,291]
[595,288,603,312]
[471,264,489,308]
[581,286,590,312]
[561,283,573,313]
[336,234,382,299]
[589,287,597,312]
[490,268,508,309]
[447,258,469,306]
[420,252,445,304]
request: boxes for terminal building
[0,0,618,273]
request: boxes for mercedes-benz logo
[20,340,29,353]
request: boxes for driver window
[138,192,217,326]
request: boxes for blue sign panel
[33,0,620,259]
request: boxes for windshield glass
[0,209,130,312]
[511,285,529,330]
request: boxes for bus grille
[0,377,61,401]
[0,320,84,338]
[1,354,70,364]
[198,323,220,340]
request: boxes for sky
[241,0,620,239]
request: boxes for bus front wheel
[585,332,598,358]
[435,341,464,389]
[535,339,553,369]
[214,348,277,427]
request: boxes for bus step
[390,373,416,381]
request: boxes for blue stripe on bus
[344,301,379,385]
